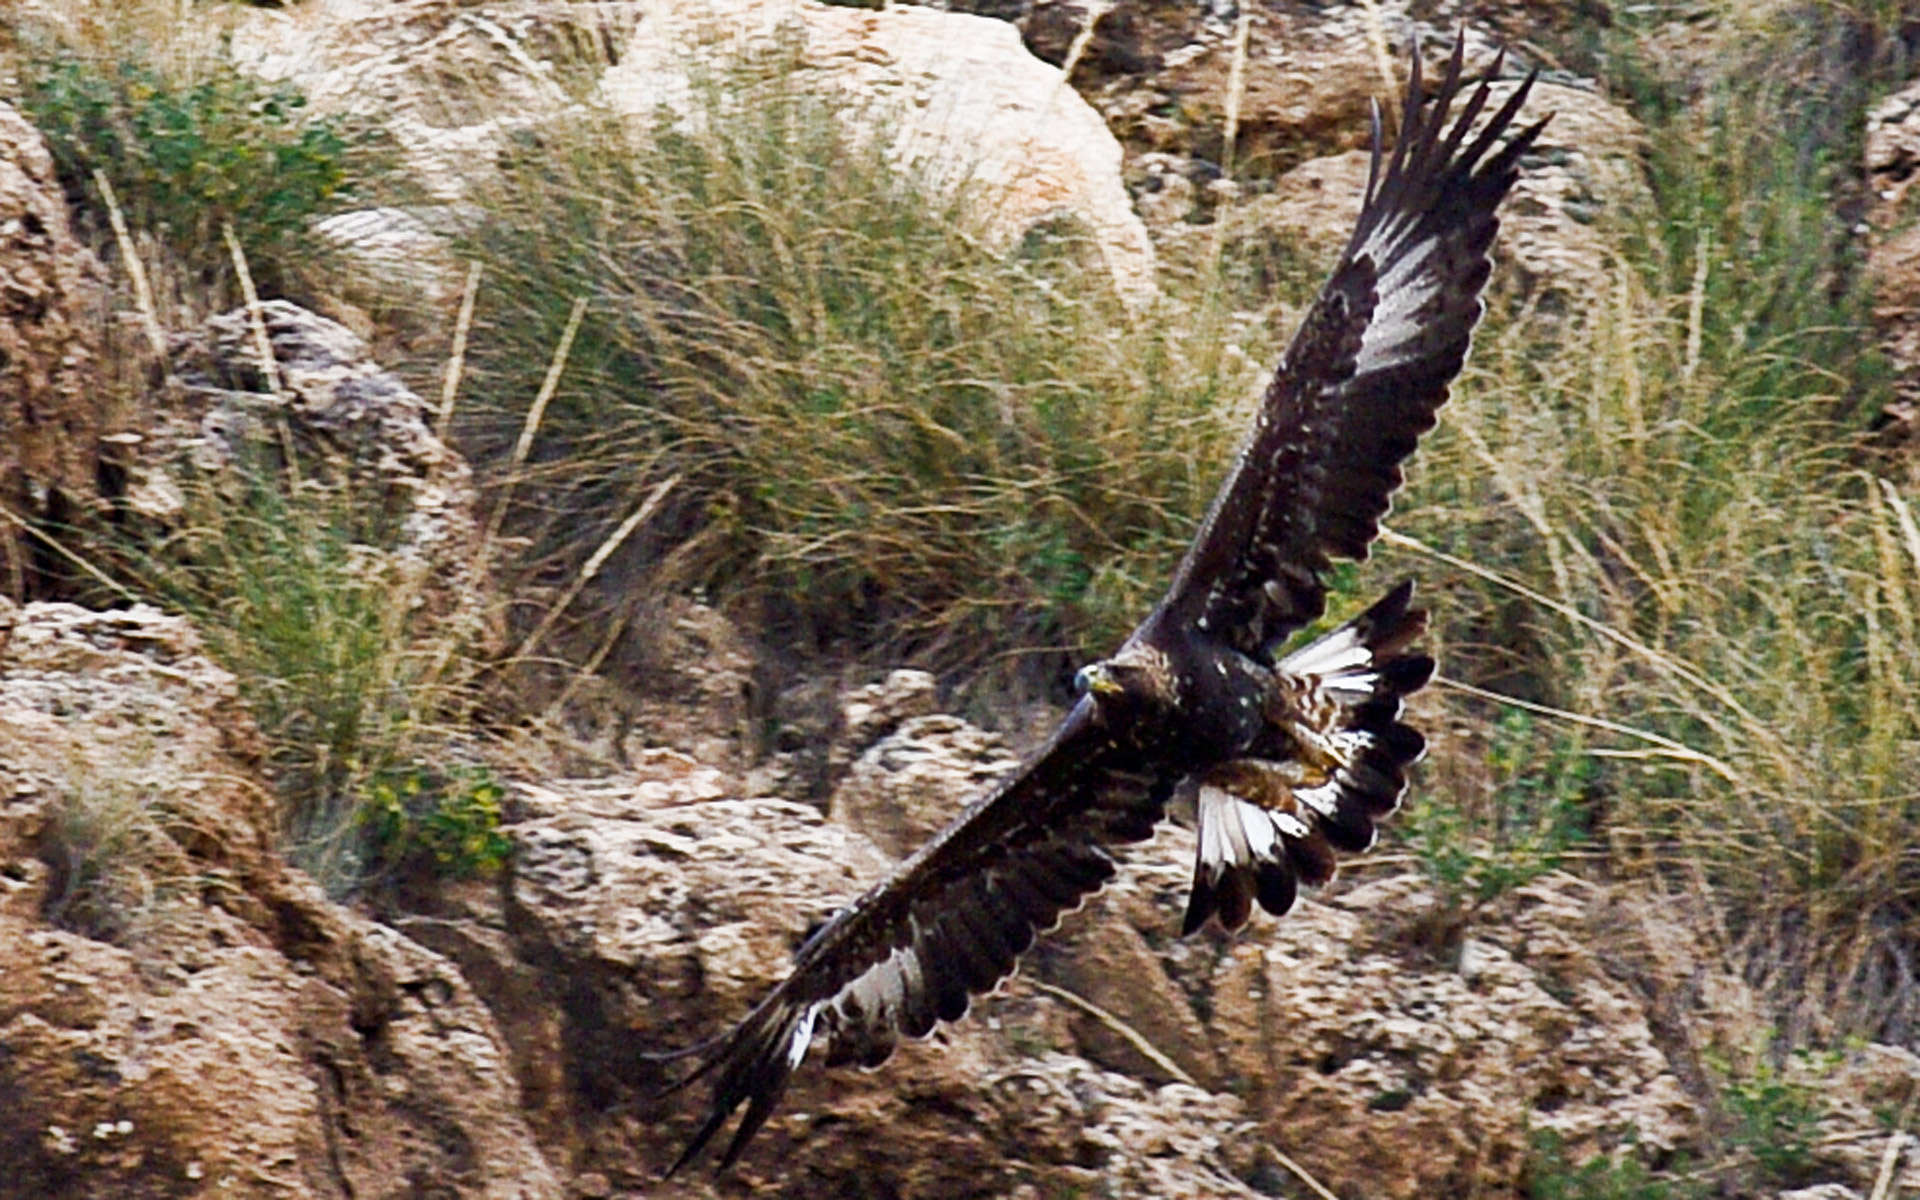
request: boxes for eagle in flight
[655,36,1546,1173]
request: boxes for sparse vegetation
[39,764,193,945]
[1525,1041,1843,1197]
[1712,1040,1841,1189]
[449,59,1261,684]
[1526,1130,1702,1200]
[6,0,1920,1160]
[107,464,480,895]
[17,49,364,294]
[1401,710,1594,904]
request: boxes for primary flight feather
[652,36,1548,1173]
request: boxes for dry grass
[14,0,1920,1052]
[1390,4,1920,1043]
[441,61,1271,692]
[102,464,483,893]
[39,758,196,946]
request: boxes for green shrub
[361,764,512,878]
[1398,710,1593,904]
[18,51,359,288]
[1526,1131,1702,1200]
[1712,1041,1838,1188]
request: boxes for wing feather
[655,34,1547,1176]
[1151,36,1548,654]
[655,701,1172,1174]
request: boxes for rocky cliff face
[0,600,560,1200]
[9,589,1920,1198]
[7,1,1920,1197]
[0,100,107,597]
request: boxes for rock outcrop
[500,754,1279,1197]
[226,0,1158,310]
[1867,79,1920,457]
[140,300,489,651]
[0,599,561,1200]
[4,606,1910,1197]
[1237,77,1649,310]
[229,0,608,205]
[1019,2,1598,174]
[831,713,1020,858]
[485,698,1810,1199]
[0,100,108,598]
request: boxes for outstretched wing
[654,701,1173,1174]
[1151,38,1547,656]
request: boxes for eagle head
[1073,643,1178,730]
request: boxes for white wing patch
[830,944,925,1033]
[1355,224,1449,375]
[1279,621,1392,702]
[1278,623,1373,676]
[1197,784,1285,874]
[1297,781,1343,819]
[788,1004,820,1069]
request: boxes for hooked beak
[1074,662,1124,698]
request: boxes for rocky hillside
[5,0,1920,1197]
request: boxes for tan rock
[313,206,466,309]
[1866,80,1920,451]
[795,691,1729,1197]
[835,668,940,765]
[829,713,1019,858]
[154,300,489,652]
[230,0,624,203]
[1206,873,1708,1199]
[503,761,1275,1195]
[223,0,641,317]
[227,0,1159,307]
[1048,5,1577,174]
[0,100,109,597]
[0,601,562,1199]
[1047,870,1224,1091]
[1809,1043,1920,1195]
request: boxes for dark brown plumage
[650,36,1548,1174]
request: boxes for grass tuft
[39,764,192,946]
[444,59,1268,690]
[107,465,481,895]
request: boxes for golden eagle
[656,38,1546,1172]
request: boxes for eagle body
[1078,628,1272,756]
[653,37,1549,1174]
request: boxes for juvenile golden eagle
[656,38,1546,1172]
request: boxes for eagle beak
[1074,663,1123,698]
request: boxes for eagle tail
[658,995,820,1176]
[1182,581,1433,935]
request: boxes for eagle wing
[1151,38,1547,655]
[656,36,1547,1175]
[654,699,1174,1174]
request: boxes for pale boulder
[601,0,1158,307]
